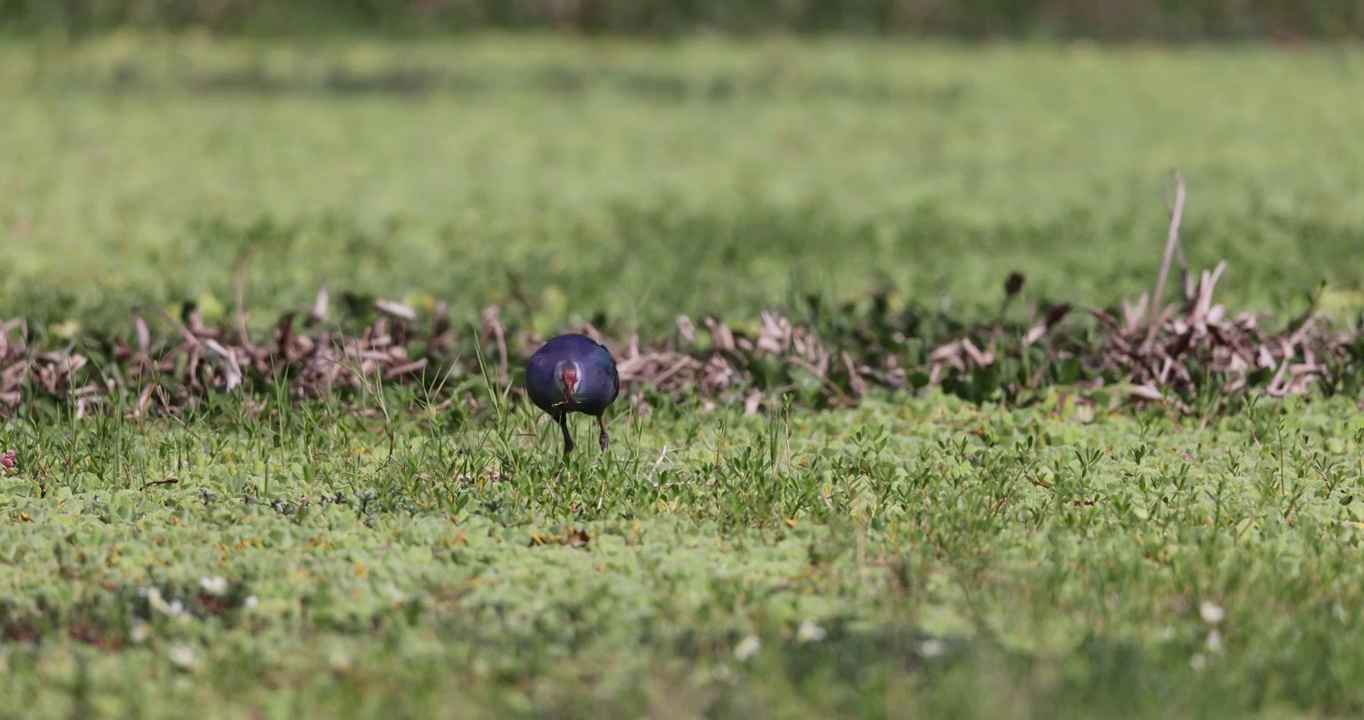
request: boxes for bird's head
[558,363,579,406]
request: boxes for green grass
[5,391,1364,717]
[2,34,1364,718]
[3,35,1364,334]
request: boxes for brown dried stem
[1144,169,1187,352]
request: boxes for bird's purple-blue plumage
[524,333,619,455]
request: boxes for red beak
[561,370,578,405]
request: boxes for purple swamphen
[525,333,620,456]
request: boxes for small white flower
[200,576,228,595]
[168,645,197,670]
[384,585,406,604]
[734,635,761,661]
[917,639,946,658]
[796,621,827,643]
[1190,653,1209,672]
[243,595,259,610]
[1334,602,1347,623]
[1199,600,1225,625]
[711,664,732,682]
[129,620,149,643]
[143,587,189,619]
[1205,629,1223,653]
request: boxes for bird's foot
[598,431,609,452]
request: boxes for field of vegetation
[3,33,1364,718]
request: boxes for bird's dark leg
[557,413,574,456]
[598,415,609,452]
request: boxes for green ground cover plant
[2,35,1364,718]
[4,390,1364,718]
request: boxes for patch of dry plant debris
[1,173,1360,419]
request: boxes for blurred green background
[1,0,1361,39]
[4,35,1362,337]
